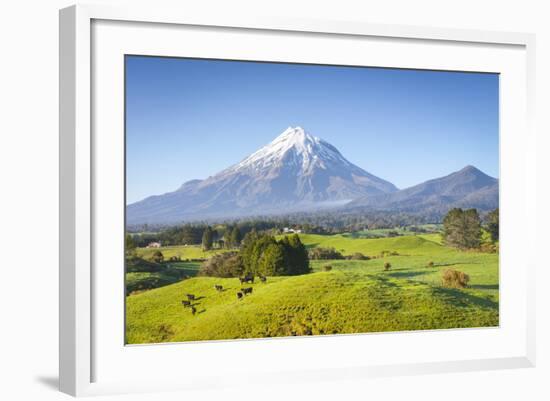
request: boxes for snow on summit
[227,126,350,175]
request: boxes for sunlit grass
[126,234,498,344]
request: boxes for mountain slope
[347,165,498,213]
[127,127,397,224]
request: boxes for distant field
[288,233,447,256]
[126,233,498,343]
[340,224,442,239]
[135,245,227,260]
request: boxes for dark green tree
[283,234,310,275]
[258,243,286,276]
[486,208,499,242]
[202,226,213,251]
[229,226,242,248]
[443,208,482,249]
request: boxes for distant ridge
[347,165,498,213]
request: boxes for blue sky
[126,56,499,204]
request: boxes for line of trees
[126,209,446,245]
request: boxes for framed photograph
[59,4,536,396]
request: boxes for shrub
[480,242,498,254]
[308,247,344,260]
[150,250,164,263]
[379,250,399,257]
[350,252,369,260]
[384,262,391,271]
[441,269,470,288]
[323,265,333,272]
[427,261,434,268]
[198,252,244,277]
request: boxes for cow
[241,287,253,295]
[259,275,267,283]
[181,300,191,307]
[237,292,243,300]
[191,306,197,315]
[186,294,195,301]
[214,285,223,292]
[240,274,254,284]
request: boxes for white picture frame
[59,4,536,397]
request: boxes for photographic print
[125,56,499,344]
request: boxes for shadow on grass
[386,270,431,279]
[432,286,498,309]
[469,284,499,290]
[369,275,399,288]
[435,262,480,267]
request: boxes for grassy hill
[135,245,226,260]
[126,234,498,344]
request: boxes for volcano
[126,126,397,224]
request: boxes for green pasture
[135,245,226,260]
[126,233,498,343]
[126,261,201,294]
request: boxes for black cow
[186,294,195,301]
[259,275,267,283]
[237,292,243,300]
[191,306,197,315]
[214,285,223,292]
[239,274,254,284]
[241,287,253,295]
[181,300,191,307]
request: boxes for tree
[240,232,273,275]
[240,232,310,276]
[463,209,482,249]
[283,234,310,275]
[229,226,242,248]
[443,208,482,249]
[258,243,286,276]
[125,234,136,258]
[486,208,499,242]
[202,226,213,250]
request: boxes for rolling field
[126,261,202,294]
[126,233,498,344]
[135,245,227,260]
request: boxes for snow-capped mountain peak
[127,126,398,224]
[227,126,347,175]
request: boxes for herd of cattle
[180,274,268,315]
